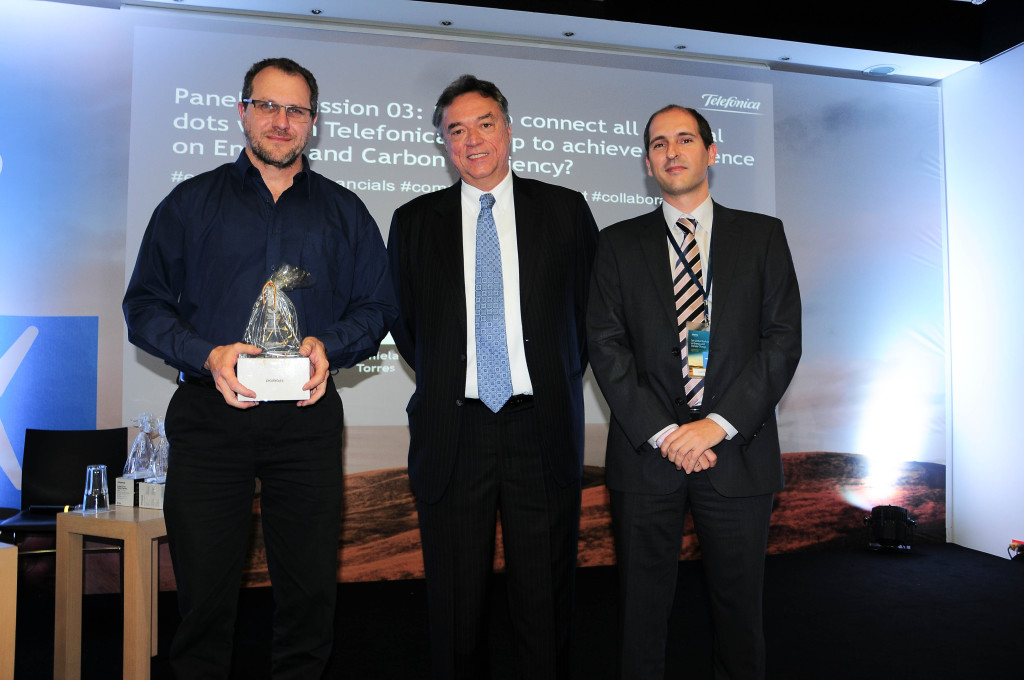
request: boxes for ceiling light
[864,64,897,76]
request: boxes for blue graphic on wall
[0,316,98,510]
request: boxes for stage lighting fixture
[865,505,916,551]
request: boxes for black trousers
[611,473,774,680]
[163,379,344,680]
[416,398,581,680]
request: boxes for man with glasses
[123,57,396,679]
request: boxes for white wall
[942,44,1024,557]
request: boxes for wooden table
[0,541,16,680]
[55,507,166,680]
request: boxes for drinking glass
[82,464,110,514]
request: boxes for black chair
[0,427,128,543]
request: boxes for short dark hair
[643,105,714,156]
[432,74,511,135]
[242,58,319,116]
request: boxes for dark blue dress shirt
[123,151,397,376]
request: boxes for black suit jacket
[587,201,801,498]
[388,174,599,504]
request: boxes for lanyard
[665,221,714,316]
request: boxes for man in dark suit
[387,75,599,679]
[587,104,801,679]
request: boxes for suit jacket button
[455,398,465,407]
[459,354,467,361]
[670,347,681,357]
[674,397,686,407]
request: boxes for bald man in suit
[388,75,598,679]
[587,104,801,679]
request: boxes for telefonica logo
[0,326,39,490]
[701,94,763,113]
[0,317,98,505]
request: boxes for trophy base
[236,355,310,402]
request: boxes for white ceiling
[114,0,978,84]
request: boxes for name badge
[686,323,710,378]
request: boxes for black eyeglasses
[242,99,314,122]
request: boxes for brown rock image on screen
[234,452,945,587]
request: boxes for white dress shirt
[650,195,738,447]
[460,171,533,399]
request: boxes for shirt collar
[661,194,714,232]
[460,170,514,208]
[232,150,312,198]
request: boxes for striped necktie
[673,217,705,407]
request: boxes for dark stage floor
[12,543,1024,679]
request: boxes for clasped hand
[659,419,726,473]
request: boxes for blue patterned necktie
[475,193,513,412]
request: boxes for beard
[244,124,308,170]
